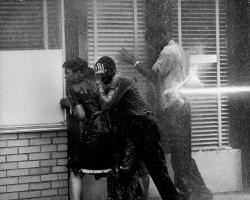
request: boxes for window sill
[0,123,67,134]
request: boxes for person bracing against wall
[61,58,145,200]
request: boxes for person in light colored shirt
[119,40,213,200]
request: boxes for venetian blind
[171,0,229,151]
[86,0,147,98]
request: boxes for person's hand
[118,47,137,65]
[60,98,70,109]
[94,62,105,82]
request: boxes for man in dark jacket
[94,56,180,200]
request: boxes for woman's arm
[68,85,87,121]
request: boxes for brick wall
[0,131,68,200]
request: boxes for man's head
[95,56,116,84]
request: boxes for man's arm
[134,62,158,83]
[152,53,173,77]
[118,48,158,83]
[96,79,117,111]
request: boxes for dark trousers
[162,98,213,200]
[122,115,179,200]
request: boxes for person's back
[107,74,150,116]
[152,39,189,109]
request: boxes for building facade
[0,0,249,199]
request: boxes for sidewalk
[148,192,250,200]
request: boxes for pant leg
[164,99,192,198]
[118,138,144,200]
[163,98,213,200]
[128,116,179,200]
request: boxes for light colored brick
[58,144,67,151]
[57,158,67,165]
[0,133,17,140]
[19,175,40,183]
[0,186,6,193]
[58,131,67,137]
[52,152,67,159]
[51,195,68,200]
[41,189,57,197]
[30,182,51,190]
[52,137,67,144]
[0,141,6,148]
[19,133,41,139]
[7,154,28,162]
[19,146,40,153]
[52,166,67,173]
[7,184,29,192]
[29,167,51,175]
[41,144,57,152]
[18,161,39,168]
[0,177,18,185]
[30,138,51,146]
[51,180,68,188]
[0,162,18,170]
[0,193,18,200]
[0,171,6,178]
[41,159,57,167]
[0,156,6,163]
[58,187,68,195]
[58,173,68,180]
[7,139,29,147]
[7,169,29,177]
[41,174,58,182]
[29,152,50,160]
[19,191,41,199]
[0,147,18,155]
[41,132,57,138]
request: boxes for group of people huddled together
[60,40,214,200]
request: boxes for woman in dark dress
[61,58,144,200]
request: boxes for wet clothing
[67,112,84,173]
[68,79,115,170]
[97,74,179,200]
[162,98,213,200]
[67,78,144,200]
[135,39,213,200]
[152,39,189,109]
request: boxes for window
[0,0,66,132]
[87,0,147,98]
[171,0,229,150]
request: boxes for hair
[63,58,95,81]
[95,56,116,84]
[62,57,88,73]
[95,56,116,73]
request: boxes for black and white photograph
[0,0,250,200]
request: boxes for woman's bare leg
[69,170,82,200]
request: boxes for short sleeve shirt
[152,40,189,108]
